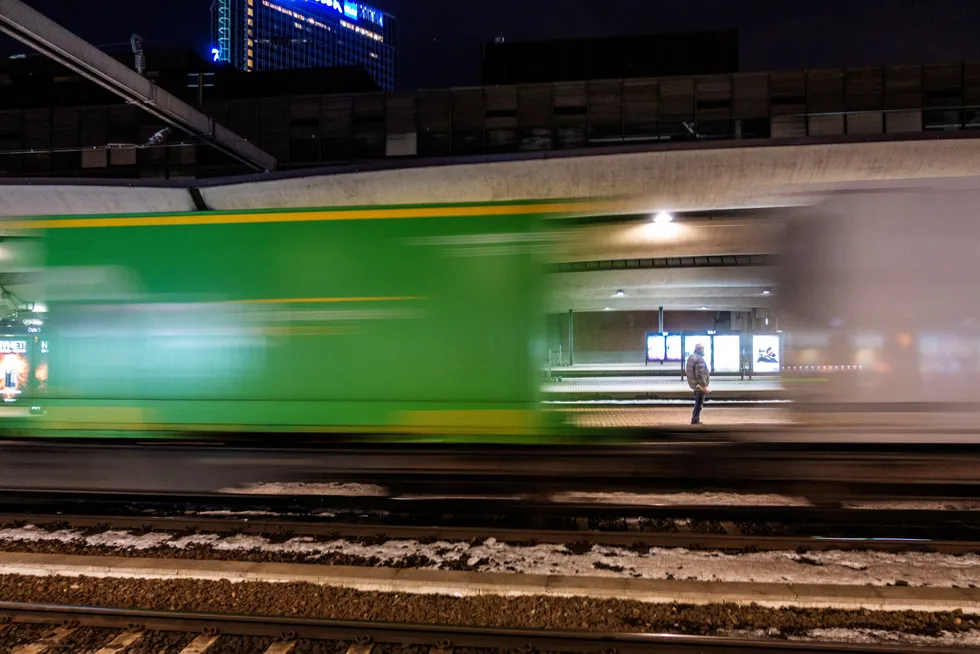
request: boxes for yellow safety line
[0,200,625,230]
[231,296,422,304]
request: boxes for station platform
[555,406,793,428]
[542,377,786,402]
[547,362,779,379]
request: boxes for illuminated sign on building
[298,0,384,26]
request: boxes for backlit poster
[713,334,741,373]
[752,334,781,373]
[684,335,712,372]
[646,334,666,361]
[0,339,28,403]
[665,335,682,360]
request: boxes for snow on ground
[552,491,811,506]
[219,482,388,496]
[845,501,980,511]
[725,629,980,647]
[3,526,980,587]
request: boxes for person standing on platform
[685,343,710,425]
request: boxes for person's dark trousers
[691,389,705,424]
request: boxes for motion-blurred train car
[779,181,980,440]
[0,200,608,443]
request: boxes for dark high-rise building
[211,0,397,89]
[482,30,738,85]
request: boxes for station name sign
[0,340,27,353]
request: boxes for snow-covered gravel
[212,485,980,511]
[219,482,387,496]
[3,525,980,588]
[727,628,980,647]
[552,491,811,506]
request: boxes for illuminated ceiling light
[604,307,612,311]
[699,306,708,311]
[763,287,772,295]
[615,289,625,297]
[653,211,673,224]
[32,303,47,313]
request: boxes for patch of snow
[845,501,980,511]
[193,510,288,517]
[797,628,980,647]
[218,482,388,496]
[551,491,811,507]
[3,526,980,588]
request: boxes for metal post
[658,306,664,333]
[567,309,574,367]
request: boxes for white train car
[777,181,980,441]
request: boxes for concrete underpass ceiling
[551,217,783,262]
[548,266,777,313]
[2,137,980,218]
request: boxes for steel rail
[2,490,980,553]
[0,601,970,654]
[2,488,979,526]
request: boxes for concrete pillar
[658,306,664,333]
[567,309,574,366]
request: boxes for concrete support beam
[0,0,276,172]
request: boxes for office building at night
[211,0,397,89]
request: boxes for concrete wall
[550,310,729,365]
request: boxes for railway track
[2,490,980,554]
[0,602,972,654]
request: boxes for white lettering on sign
[0,341,27,353]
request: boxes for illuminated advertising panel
[752,334,781,373]
[665,335,682,360]
[713,334,741,373]
[298,0,383,25]
[684,335,712,372]
[646,334,665,361]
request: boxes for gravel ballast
[0,573,977,640]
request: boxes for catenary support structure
[0,0,276,172]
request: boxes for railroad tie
[11,625,78,654]
[177,633,221,654]
[263,641,298,654]
[90,630,146,654]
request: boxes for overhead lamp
[699,306,708,311]
[763,287,772,295]
[615,289,625,297]
[604,307,612,311]
[653,211,673,224]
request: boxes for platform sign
[684,335,712,372]
[665,334,682,361]
[713,334,741,373]
[752,334,781,373]
[645,333,666,362]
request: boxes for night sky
[4,0,980,90]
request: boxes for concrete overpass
[1,133,979,316]
[2,132,980,217]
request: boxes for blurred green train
[0,199,612,443]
